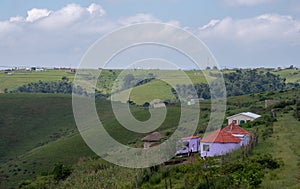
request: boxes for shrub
[149,173,162,185]
[52,162,72,181]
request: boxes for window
[232,120,237,124]
[240,120,245,125]
[203,144,210,152]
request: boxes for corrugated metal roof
[227,112,261,119]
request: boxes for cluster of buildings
[142,112,261,158]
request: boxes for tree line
[174,70,300,99]
[11,77,107,99]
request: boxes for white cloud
[0,2,299,68]
[9,16,24,22]
[26,8,52,22]
[197,14,300,46]
[87,3,106,16]
[199,19,220,30]
[222,0,273,7]
[0,3,174,68]
[118,13,160,25]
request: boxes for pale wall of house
[176,138,200,155]
[200,142,241,157]
[228,115,255,125]
[233,134,251,146]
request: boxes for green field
[253,114,300,188]
[0,70,75,92]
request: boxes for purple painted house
[200,129,242,157]
[176,136,200,155]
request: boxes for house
[141,132,164,149]
[223,123,251,146]
[69,68,76,73]
[226,112,261,125]
[176,136,201,155]
[200,129,241,157]
[187,98,204,105]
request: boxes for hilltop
[2,67,300,106]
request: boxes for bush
[253,154,281,170]
[149,173,162,185]
[52,162,72,181]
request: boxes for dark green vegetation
[175,69,299,100]
[11,78,108,99]
[0,87,299,188]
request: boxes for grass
[0,87,300,188]
[0,93,77,163]
[111,79,176,104]
[0,93,183,188]
[0,70,75,92]
[253,113,300,189]
[0,134,96,188]
[271,68,300,83]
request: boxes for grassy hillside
[57,89,299,189]
[111,79,176,104]
[0,93,185,188]
[1,68,299,95]
[0,86,300,188]
[256,113,300,188]
[0,70,75,92]
[0,94,77,163]
[270,68,300,83]
[4,88,297,189]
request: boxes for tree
[52,162,72,181]
[143,102,150,108]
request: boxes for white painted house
[227,112,261,125]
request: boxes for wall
[228,115,255,125]
[200,142,241,157]
[175,138,200,155]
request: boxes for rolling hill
[0,87,299,188]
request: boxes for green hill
[1,68,300,95]
[0,70,75,93]
[0,94,77,163]
[0,88,299,188]
[0,93,185,188]
[1,67,300,188]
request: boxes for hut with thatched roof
[141,132,164,149]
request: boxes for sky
[0,0,300,69]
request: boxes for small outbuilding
[175,136,201,155]
[226,112,261,125]
[141,132,164,149]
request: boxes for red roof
[223,123,251,135]
[200,128,241,143]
